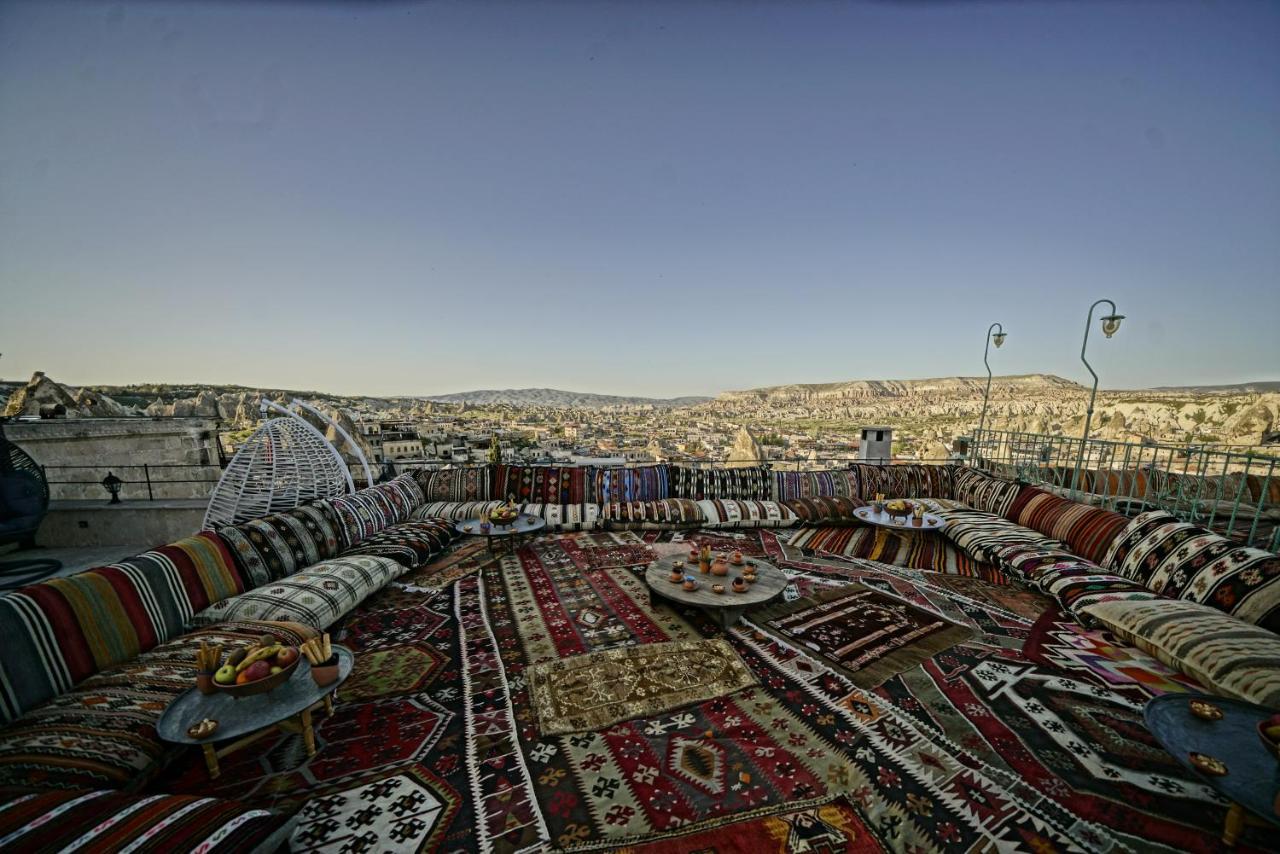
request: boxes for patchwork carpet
[527,638,757,736]
[145,531,1271,853]
[751,583,976,688]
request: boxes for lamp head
[1100,314,1124,339]
[101,471,122,504]
[992,331,1007,349]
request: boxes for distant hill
[715,374,1085,403]
[421,388,711,408]
[1150,381,1280,394]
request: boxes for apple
[243,660,271,682]
[1267,713,1280,727]
[274,647,299,667]
[1264,724,1280,742]
[214,664,237,685]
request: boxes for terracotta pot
[196,672,216,696]
[310,660,340,688]
[682,579,697,592]
[732,578,748,593]
[731,551,744,565]
[711,559,729,576]
[668,570,684,584]
[698,559,711,574]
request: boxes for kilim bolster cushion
[218,503,342,586]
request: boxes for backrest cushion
[0,532,243,724]
[326,488,401,550]
[1005,487,1131,565]
[1079,598,1280,707]
[773,470,857,502]
[593,465,670,503]
[493,464,591,504]
[1101,510,1280,631]
[952,467,1022,517]
[854,464,955,502]
[415,466,493,502]
[696,499,797,529]
[669,466,773,501]
[375,472,426,518]
[218,503,342,586]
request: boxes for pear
[214,664,237,685]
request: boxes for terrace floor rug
[527,638,757,735]
[925,573,1055,622]
[750,583,977,688]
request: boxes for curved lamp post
[976,323,1007,462]
[1071,299,1124,495]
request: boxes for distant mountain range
[421,388,712,408]
[1150,381,1280,394]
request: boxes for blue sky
[2,0,1277,398]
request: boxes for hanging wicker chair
[0,418,61,588]
[202,413,353,530]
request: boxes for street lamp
[1071,299,1125,495]
[976,323,1007,462]
[101,471,123,504]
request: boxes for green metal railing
[970,428,1279,551]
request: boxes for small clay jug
[682,578,697,592]
[732,577,748,593]
[711,557,729,576]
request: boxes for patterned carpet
[146,530,1271,853]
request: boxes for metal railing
[970,428,1280,551]
[41,463,222,502]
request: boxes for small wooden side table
[157,646,355,778]
[645,555,789,629]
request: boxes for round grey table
[645,554,789,629]
[455,513,546,553]
[157,646,354,778]
[853,505,944,532]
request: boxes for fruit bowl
[885,499,914,519]
[488,506,520,526]
[216,654,300,698]
[1259,720,1280,761]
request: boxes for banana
[235,644,281,672]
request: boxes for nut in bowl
[1188,699,1224,721]
[1189,752,1228,776]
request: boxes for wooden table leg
[202,743,220,779]
[1223,802,1246,848]
[301,707,316,757]
[323,694,334,716]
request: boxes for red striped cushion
[1009,488,1130,565]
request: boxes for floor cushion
[669,466,773,501]
[325,487,402,549]
[190,555,404,631]
[862,464,956,503]
[952,467,1022,517]
[772,469,858,502]
[0,787,294,853]
[695,500,797,529]
[788,526,1003,581]
[0,533,247,726]
[216,503,342,587]
[593,465,670,503]
[937,509,1064,564]
[522,503,601,531]
[601,499,704,529]
[782,496,865,525]
[996,543,1160,616]
[1101,510,1280,631]
[1005,487,1130,565]
[414,466,492,502]
[492,464,590,504]
[0,622,311,791]
[339,519,457,568]
[411,500,506,522]
[1079,598,1280,707]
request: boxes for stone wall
[4,417,223,501]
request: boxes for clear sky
[2,0,1277,398]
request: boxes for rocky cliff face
[3,372,141,418]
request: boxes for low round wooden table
[645,554,789,630]
[1145,693,1280,847]
[455,513,546,553]
[853,505,944,532]
[157,646,354,779]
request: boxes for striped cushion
[1102,510,1280,631]
[411,500,507,522]
[326,488,399,549]
[782,496,865,524]
[414,466,492,502]
[492,465,590,504]
[938,509,1063,564]
[952,468,1022,517]
[696,500,797,529]
[593,465,670,503]
[522,503,601,531]
[1006,487,1130,565]
[0,621,312,790]
[0,788,291,852]
[772,470,857,502]
[670,466,773,501]
[375,473,426,519]
[191,555,403,631]
[601,499,704,529]
[787,526,1003,582]
[218,503,342,586]
[859,464,955,502]
[995,543,1158,615]
[340,519,457,568]
[1079,598,1280,707]
[0,534,247,725]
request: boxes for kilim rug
[926,573,1055,622]
[527,638,757,735]
[750,583,976,688]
